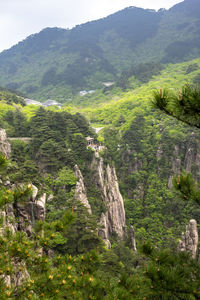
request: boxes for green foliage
[152,85,200,128]
[173,173,200,206]
[185,63,199,74]
[0,152,9,171]
[141,245,200,299]
[0,0,200,100]
[4,108,29,137]
[117,62,164,90]
[54,167,77,189]
[93,88,200,246]
[0,87,25,106]
[193,72,200,85]
[1,34,200,297]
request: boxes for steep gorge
[0,129,127,249]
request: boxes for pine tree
[152,84,200,128]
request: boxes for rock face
[0,203,31,287]
[130,225,137,252]
[74,165,92,214]
[168,145,182,188]
[178,219,199,259]
[0,184,46,289]
[0,184,46,237]
[0,204,17,235]
[73,158,126,246]
[91,155,126,242]
[98,212,111,249]
[0,128,11,157]
[184,133,197,172]
[16,185,46,236]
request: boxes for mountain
[0,0,200,101]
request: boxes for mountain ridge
[0,0,199,100]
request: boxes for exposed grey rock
[74,164,92,214]
[35,193,46,221]
[0,206,31,288]
[98,212,111,249]
[185,148,195,172]
[168,145,181,188]
[195,153,200,170]
[0,128,11,157]
[4,180,11,186]
[47,194,54,202]
[121,149,142,174]
[0,183,46,237]
[92,157,126,240]
[10,261,30,287]
[30,184,38,201]
[0,179,45,290]
[184,134,197,172]
[17,187,46,236]
[1,260,30,289]
[178,219,198,259]
[130,226,137,252]
[156,145,163,161]
[0,204,17,235]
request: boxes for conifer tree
[152,84,200,128]
[152,84,200,203]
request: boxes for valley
[0,0,200,298]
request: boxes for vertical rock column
[178,219,198,259]
[74,165,92,214]
[0,128,11,157]
[92,156,126,241]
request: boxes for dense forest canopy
[0,0,200,298]
[0,0,199,100]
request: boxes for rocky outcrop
[0,184,46,237]
[0,204,17,235]
[16,185,46,236]
[0,204,30,287]
[0,128,11,157]
[168,145,182,188]
[0,184,46,290]
[74,165,92,214]
[178,219,198,259]
[73,158,126,247]
[98,213,111,249]
[91,155,126,242]
[130,225,137,252]
[184,133,197,172]
[1,261,30,290]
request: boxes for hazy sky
[0,0,182,53]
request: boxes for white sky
[0,0,182,53]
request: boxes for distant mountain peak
[0,0,199,101]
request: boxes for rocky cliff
[167,133,200,188]
[0,131,46,288]
[0,128,11,157]
[0,186,46,289]
[72,154,127,247]
[178,219,199,259]
[91,154,126,243]
[0,129,127,248]
[74,164,92,214]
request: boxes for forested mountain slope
[1,73,200,297]
[0,0,199,100]
[1,57,200,247]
